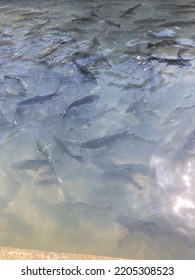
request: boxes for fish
[105,19,121,28]
[58,200,112,211]
[104,169,144,191]
[38,41,67,58]
[158,20,195,27]
[36,138,62,183]
[63,139,81,145]
[80,130,129,149]
[110,163,151,176]
[0,128,20,145]
[53,136,83,162]
[62,94,99,117]
[21,11,49,17]
[147,56,191,66]
[0,110,10,127]
[178,4,195,8]
[11,159,49,171]
[71,16,96,23]
[26,19,50,35]
[102,163,151,191]
[3,74,28,91]
[36,139,52,160]
[17,89,59,107]
[116,216,158,236]
[120,3,142,17]
[163,105,195,125]
[72,59,97,83]
[126,94,145,114]
[61,26,87,34]
[147,39,178,49]
[133,18,166,24]
[125,94,156,123]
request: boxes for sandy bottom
[0,246,122,260]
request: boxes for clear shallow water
[0,0,195,259]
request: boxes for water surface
[0,0,195,259]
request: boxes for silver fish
[36,138,62,183]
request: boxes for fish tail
[74,155,83,162]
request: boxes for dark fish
[178,4,195,8]
[53,136,83,162]
[17,89,59,106]
[159,20,195,27]
[103,163,151,191]
[147,56,191,66]
[11,159,49,171]
[72,59,97,83]
[105,19,121,28]
[61,26,87,34]
[104,169,144,191]
[147,39,178,49]
[111,163,151,176]
[71,51,107,67]
[116,216,158,235]
[121,3,142,17]
[62,94,99,117]
[133,18,166,24]
[71,16,96,23]
[81,130,129,149]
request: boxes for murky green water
[0,0,195,259]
